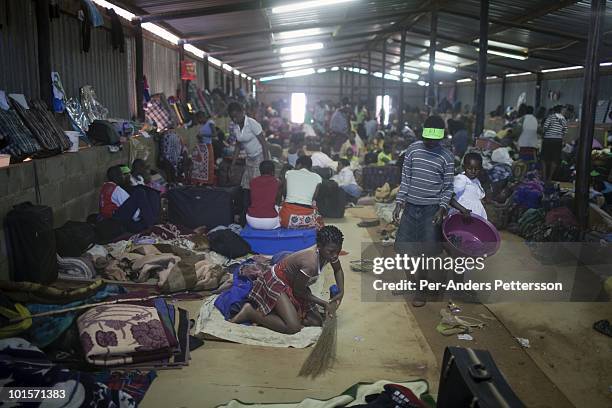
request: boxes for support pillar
[381,41,386,125]
[535,73,543,109]
[399,29,407,127]
[576,0,606,230]
[178,42,188,103]
[427,10,437,108]
[501,76,506,109]
[367,51,372,111]
[35,0,52,108]
[203,57,210,90]
[133,19,145,121]
[474,0,489,139]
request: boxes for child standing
[450,153,487,220]
[393,115,454,306]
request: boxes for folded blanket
[77,304,172,366]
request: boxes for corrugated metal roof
[118,0,612,79]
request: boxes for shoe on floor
[411,299,426,307]
[358,219,380,228]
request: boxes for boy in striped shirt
[393,116,454,305]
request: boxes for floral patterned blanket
[77,304,172,366]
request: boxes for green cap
[422,127,445,140]
[120,166,131,174]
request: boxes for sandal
[593,319,612,337]
[358,219,380,228]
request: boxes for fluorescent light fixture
[540,65,583,73]
[389,69,401,76]
[223,64,233,71]
[403,72,419,80]
[473,39,528,53]
[91,0,135,20]
[246,76,252,80]
[360,69,368,74]
[486,76,498,79]
[184,44,205,59]
[456,78,472,83]
[283,68,316,78]
[330,66,339,71]
[417,81,429,86]
[233,70,240,75]
[384,74,400,81]
[317,68,327,73]
[505,72,532,77]
[485,49,527,60]
[241,73,247,78]
[274,28,322,40]
[208,56,221,67]
[419,51,460,64]
[418,61,457,73]
[402,78,412,83]
[142,23,179,44]
[260,74,285,82]
[600,62,612,67]
[373,72,383,78]
[281,58,313,68]
[279,42,323,54]
[438,81,444,85]
[272,0,356,14]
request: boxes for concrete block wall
[0,137,159,280]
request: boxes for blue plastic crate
[241,226,316,255]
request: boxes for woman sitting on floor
[246,160,281,230]
[278,156,323,229]
[230,226,345,334]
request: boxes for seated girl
[230,226,345,334]
[450,153,488,220]
[278,156,323,229]
[332,159,362,204]
[246,160,281,230]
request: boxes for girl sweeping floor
[230,226,345,334]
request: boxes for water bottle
[329,284,340,299]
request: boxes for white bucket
[64,131,80,152]
[0,154,10,168]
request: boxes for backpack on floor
[208,229,251,259]
[55,221,96,257]
[87,120,120,145]
[4,202,57,283]
[317,180,346,218]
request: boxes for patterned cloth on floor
[0,337,136,407]
[26,284,127,348]
[77,304,172,366]
[94,370,157,405]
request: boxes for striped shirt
[543,113,567,139]
[396,141,454,209]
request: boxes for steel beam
[575,0,606,230]
[140,0,264,23]
[399,29,407,125]
[427,10,437,107]
[35,0,52,107]
[474,0,489,139]
[134,19,145,121]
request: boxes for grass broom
[299,286,339,378]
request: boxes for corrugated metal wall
[505,80,536,109]
[50,13,131,118]
[0,1,39,98]
[143,38,179,97]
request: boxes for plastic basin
[442,213,501,257]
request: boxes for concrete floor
[141,207,611,407]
